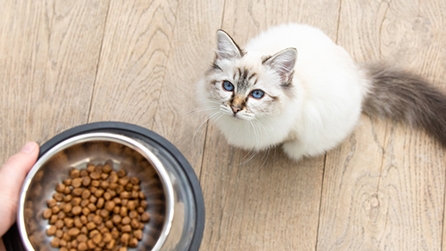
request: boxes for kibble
[44,163,150,250]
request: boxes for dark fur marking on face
[236,67,251,92]
[261,55,272,64]
[212,63,222,71]
[248,72,257,80]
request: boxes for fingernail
[21,142,36,154]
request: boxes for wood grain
[0,1,108,162]
[150,0,225,173]
[318,0,446,250]
[89,0,179,126]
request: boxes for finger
[0,142,39,236]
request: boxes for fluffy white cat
[197,23,446,161]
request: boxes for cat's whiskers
[252,147,271,174]
[172,106,220,138]
[239,120,260,166]
[239,117,270,166]
[242,118,274,169]
[192,110,222,145]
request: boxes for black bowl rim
[4,121,205,251]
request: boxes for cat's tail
[362,64,446,146]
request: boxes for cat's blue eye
[222,81,234,92]
[250,89,265,99]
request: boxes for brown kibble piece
[55,229,63,238]
[104,200,115,211]
[43,208,52,219]
[72,188,83,196]
[100,209,109,218]
[70,168,80,178]
[82,176,91,187]
[129,177,140,185]
[53,193,63,202]
[71,197,81,206]
[102,164,112,173]
[51,205,61,214]
[46,225,57,236]
[64,217,74,228]
[118,176,129,186]
[80,169,89,177]
[87,239,96,249]
[96,197,105,208]
[121,216,130,225]
[133,229,143,240]
[94,189,104,198]
[117,169,126,177]
[141,212,150,222]
[127,200,136,210]
[62,203,72,213]
[81,189,91,199]
[112,214,122,224]
[131,218,140,229]
[50,237,61,248]
[106,239,116,249]
[71,205,82,216]
[47,199,57,208]
[93,214,102,225]
[86,164,95,173]
[120,233,129,245]
[92,232,102,244]
[129,210,138,219]
[55,219,64,229]
[72,178,82,188]
[91,180,100,187]
[78,242,88,251]
[63,178,72,186]
[100,173,109,180]
[63,186,71,195]
[50,215,58,224]
[90,171,101,180]
[119,207,128,217]
[68,228,80,236]
[121,225,131,233]
[86,222,97,230]
[103,192,112,201]
[55,183,65,193]
[129,237,138,248]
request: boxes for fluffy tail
[362,64,446,146]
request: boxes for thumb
[0,142,39,236]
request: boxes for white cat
[197,23,446,161]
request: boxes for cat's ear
[264,48,297,84]
[216,30,243,60]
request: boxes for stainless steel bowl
[10,122,204,251]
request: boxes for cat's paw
[282,141,306,161]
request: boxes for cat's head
[198,29,298,121]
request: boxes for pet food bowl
[3,122,205,251]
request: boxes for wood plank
[317,0,446,250]
[199,1,340,250]
[0,1,109,162]
[88,0,179,127]
[150,0,226,173]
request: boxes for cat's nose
[231,105,242,114]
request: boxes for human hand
[0,142,39,251]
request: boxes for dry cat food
[42,162,150,251]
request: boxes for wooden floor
[1,0,446,250]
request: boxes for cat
[196,23,446,161]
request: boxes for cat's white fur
[197,23,370,161]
